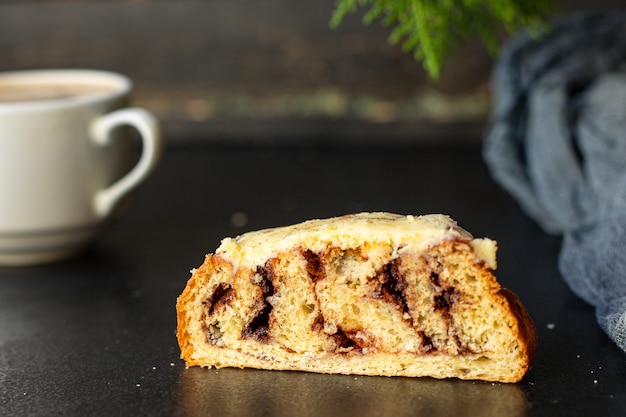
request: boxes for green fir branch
[330,0,553,79]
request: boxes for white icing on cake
[216,213,494,270]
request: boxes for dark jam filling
[331,327,364,353]
[378,260,410,316]
[203,282,234,316]
[418,331,436,353]
[302,249,326,282]
[434,287,458,312]
[241,262,276,342]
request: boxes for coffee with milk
[0,83,116,103]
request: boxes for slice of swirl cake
[176,213,537,382]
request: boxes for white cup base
[0,225,98,266]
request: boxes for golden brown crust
[176,254,234,366]
[499,288,539,376]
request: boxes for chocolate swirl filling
[241,262,276,342]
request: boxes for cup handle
[90,107,163,218]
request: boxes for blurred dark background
[0,0,622,145]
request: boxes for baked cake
[176,213,537,382]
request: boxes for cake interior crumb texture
[177,213,537,383]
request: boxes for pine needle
[330,0,553,79]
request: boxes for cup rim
[0,69,132,110]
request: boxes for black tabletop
[1,140,625,417]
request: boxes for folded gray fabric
[483,12,626,354]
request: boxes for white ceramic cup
[0,69,163,266]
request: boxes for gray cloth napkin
[483,12,626,354]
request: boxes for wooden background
[0,0,619,144]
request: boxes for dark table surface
[1,139,625,417]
